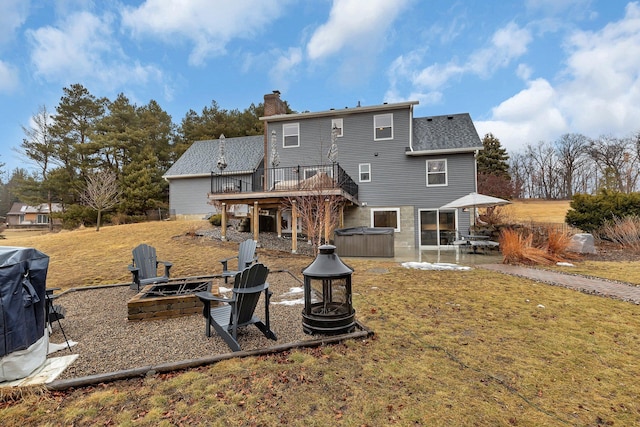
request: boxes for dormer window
[374,113,393,140]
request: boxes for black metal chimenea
[302,245,355,335]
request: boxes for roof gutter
[405,146,484,156]
[260,100,419,122]
[163,170,255,180]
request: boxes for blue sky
[1,0,639,175]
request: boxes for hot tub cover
[334,226,394,235]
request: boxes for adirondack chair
[128,244,173,291]
[220,239,257,283]
[196,263,277,352]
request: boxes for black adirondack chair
[128,244,173,291]
[196,263,277,352]
[220,239,257,283]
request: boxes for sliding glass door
[419,209,457,247]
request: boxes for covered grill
[302,245,355,335]
[0,247,50,381]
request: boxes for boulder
[567,233,596,254]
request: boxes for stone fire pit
[127,277,219,321]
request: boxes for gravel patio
[49,270,369,385]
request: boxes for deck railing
[210,163,358,199]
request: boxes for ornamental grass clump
[599,215,640,251]
[499,227,566,265]
[544,226,578,260]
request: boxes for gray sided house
[163,136,264,219]
[165,92,483,251]
[262,99,483,250]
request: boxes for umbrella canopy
[440,192,511,209]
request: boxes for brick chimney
[263,91,288,172]
[264,90,287,117]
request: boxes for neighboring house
[165,91,483,251]
[6,202,63,228]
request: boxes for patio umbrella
[440,192,511,210]
[440,192,511,232]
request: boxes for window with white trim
[331,118,343,137]
[426,159,447,186]
[371,208,400,232]
[283,123,299,147]
[359,163,371,182]
[374,113,393,140]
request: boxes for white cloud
[270,47,303,92]
[477,2,640,153]
[0,0,29,45]
[306,0,412,60]
[388,21,533,104]
[27,11,163,90]
[0,61,19,93]
[475,78,567,152]
[467,22,533,77]
[121,0,288,66]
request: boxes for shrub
[566,190,640,232]
[208,214,222,227]
[58,204,97,230]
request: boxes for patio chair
[128,244,173,291]
[220,239,257,283]
[196,263,277,352]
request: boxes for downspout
[408,104,414,152]
[474,149,479,192]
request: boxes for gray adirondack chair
[196,263,277,352]
[128,244,173,291]
[220,239,257,283]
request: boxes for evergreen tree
[477,133,513,199]
[49,84,106,188]
[120,147,167,215]
[477,133,510,178]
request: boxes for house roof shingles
[412,113,482,152]
[163,135,264,178]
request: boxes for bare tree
[554,133,588,198]
[525,141,562,199]
[284,192,342,254]
[80,169,120,231]
[588,135,639,193]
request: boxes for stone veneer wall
[342,205,416,249]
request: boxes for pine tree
[477,133,510,178]
[477,133,513,198]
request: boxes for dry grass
[552,260,640,286]
[599,215,640,251]
[504,199,571,224]
[2,221,640,425]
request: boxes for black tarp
[0,247,49,358]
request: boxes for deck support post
[291,200,298,254]
[221,203,227,241]
[253,201,259,243]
